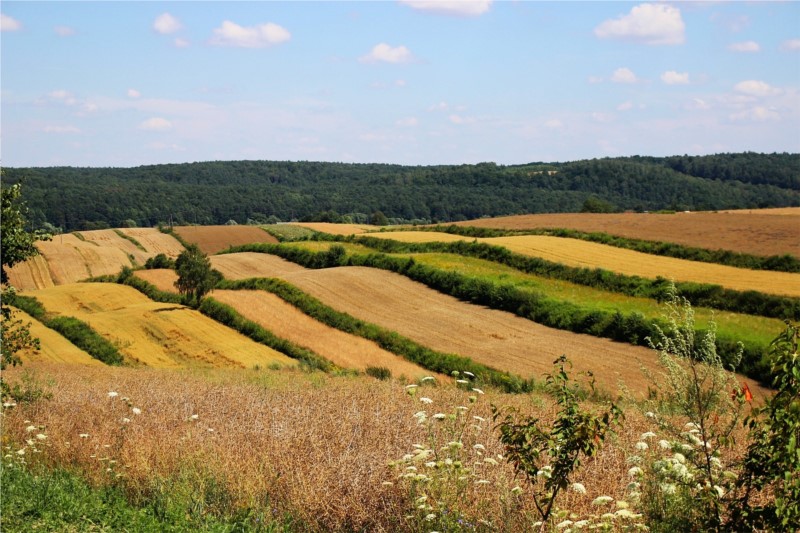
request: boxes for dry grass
[212,289,436,379]
[3,361,709,531]
[5,253,55,291]
[368,232,800,298]
[173,226,278,255]
[25,283,296,369]
[9,307,102,366]
[133,269,179,293]
[448,210,800,257]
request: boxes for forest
[4,152,798,231]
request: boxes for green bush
[46,316,124,366]
[365,366,391,380]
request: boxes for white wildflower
[571,482,587,494]
[35,434,46,440]
[472,388,485,395]
[645,411,655,418]
[456,379,469,384]
[473,415,485,423]
[79,433,89,439]
[592,496,614,506]
[107,391,118,398]
[659,439,671,450]
[463,371,475,377]
[556,520,573,529]
[511,486,523,495]
[424,513,436,521]
[432,413,446,420]
[636,442,649,451]
[420,397,433,404]
[131,407,142,415]
[473,444,486,451]
[121,417,131,424]
[421,376,435,382]
[640,431,656,440]
[475,479,490,485]
[190,414,199,421]
[25,425,37,432]
[628,466,643,477]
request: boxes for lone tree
[174,244,222,304]
[1,181,51,373]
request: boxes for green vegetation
[4,293,124,366]
[114,229,147,252]
[261,224,318,242]
[4,153,797,230]
[175,244,223,304]
[144,253,176,270]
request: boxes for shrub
[365,366,391,380]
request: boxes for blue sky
[2,1,799,167]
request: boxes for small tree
[174,244,222,304]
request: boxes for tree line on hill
[3,152,798,232]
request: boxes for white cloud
[127,89,141,99]
[139,117,173,131]
[428,101,449,111]
[43,125,81,134]
[544,119,564,129]
[591,112,614,123]
[611,67,638,84]
[174,37,190,48]
[729,106,780,122]
[396,117,419,127]
[616,101,634,111]
[449,114,475,125]
[1,13,21,31]
[153,13,182,35]
[210,20,291,48]
[661,71,689,85]
[728,41,760,53]
[780,39,800,51]
[587,76,603,84]
[54,25,75,37]
[734,80,781,97]
[399,1,492,17]
[360,43,414,64]
[594,3,685,45]
[686,98,711,111]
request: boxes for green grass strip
[217,277,534,393]
[113,229,147,252]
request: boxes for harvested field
[133,269,179,293]
[367,232,800,298]
[212,290,434,378]
[718,207,800,216]
[450,211,800,257]
[77,229,152,265]
[173,225,278,255]
[210,252,306,279]
[26,283,296,369]
[254,266,662,395]
[116,228,185,257]
[5,253,55,291]
[9,307,102,366]
[290,222,377,235]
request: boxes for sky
[1,1,799,168]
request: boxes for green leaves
[174,245,222,304]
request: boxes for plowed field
[10,308,102,366]
[26,283,296,369]
[449,211,800,257]
[173,225,278,255]
[212,290,434,378]
[367,232,800,297]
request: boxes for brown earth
[212,290,435,379]
[449,210,800,257]
[173,225,278,255]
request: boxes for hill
[4,153,798,231]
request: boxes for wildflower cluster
[2,420,48,470]
[388,371,506,532]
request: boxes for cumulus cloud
[449,114,475,125]
[1,13,21,31]
[729,106,780,122]
[594,3,685,45]
[139,117,173,131]
[661,71,689,85]
[611,67,638,84]
[359,43,414,64]
[399,0,492,17]
[734,80,781,97]
[153,13,182,35]
[728,41,760,53]
[174,37,190,48]
[396,117,419,127]
[780,39,800,51]
[127,89,141,99]
[54,25,75,37]
[210,20,291,48]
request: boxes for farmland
[2,206,797,532]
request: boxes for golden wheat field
[132,268,179,293]
[173,225,278,255]
[450,210,800,257]
[212,290,435,378]
[25,283,296,369]
[367,231,800,298]
[210,252,306,279]
[116,228,185,257]
[9,307,102,366]
[5,360,711,531]
[289,222,377,235]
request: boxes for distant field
[210,252,306,279]
[133,269,179,293]
[289,222,377,235]
[173,225,278,255]
[10,307,102,366]
[6,229,184,291]
[450,211,800,257]
[25,283,296,369]
[366,231,800,297]
[212,290,434,378]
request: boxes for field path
[212,290,435,379]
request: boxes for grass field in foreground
[25,283,296,369]
[10,307,102,366]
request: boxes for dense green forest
[4,152,798,231]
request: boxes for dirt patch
[173,226,278,255]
